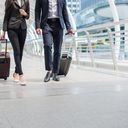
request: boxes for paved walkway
[0,52,128,128]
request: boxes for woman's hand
[19,9,28,16]
[0,31,5,39]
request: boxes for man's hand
[36,28,42,35]
[66,28,74,35]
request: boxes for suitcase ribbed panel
[58,54,72,76]
[0,55,10,79]
[0,39,10,80]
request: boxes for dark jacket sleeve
[35,0,41,29]
[3,0,12,31]
[62,0,72,30]
[24,0,30,19]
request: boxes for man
[35,0,74,82]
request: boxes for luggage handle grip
[63,33,75,56]
[0,39,8,58]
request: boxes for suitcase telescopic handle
[64,33,75,56]
[5,39,8,58]
[0,39,8,58]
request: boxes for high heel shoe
[13,73,19,82]
[19,75,26,86]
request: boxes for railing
[64,19,128,72]
[25,19,128,73]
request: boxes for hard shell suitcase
[58,53,72,76]
[58,34,74,76]
[0,39,10,80]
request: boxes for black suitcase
[0,39,10,80]
[58,53,72,76]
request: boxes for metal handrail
[76,19,128,33]
[62,19,128,72]
[26,19,128,73]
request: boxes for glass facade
[67,0,81,14]
[75,0,128,29]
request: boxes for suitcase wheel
[4,77,7,80]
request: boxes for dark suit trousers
[43,19,63,73]
[8,28,27,75]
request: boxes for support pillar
[108,0,120,59]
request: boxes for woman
[2,0,30,85]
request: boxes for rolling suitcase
[58,33,74,76]
[0,39,10,80]
[58,53,72,76]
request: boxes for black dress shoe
[44,72,51,82]
[52,73,60,81]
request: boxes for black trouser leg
[43,31,53,71]
[19,29,27,62]
[8,29,26,75]
[52,28,63,73]
[43,20,63,73]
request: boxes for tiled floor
[0,52,128,128]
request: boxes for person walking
[35,0,74,82]
[2,0,30,85]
